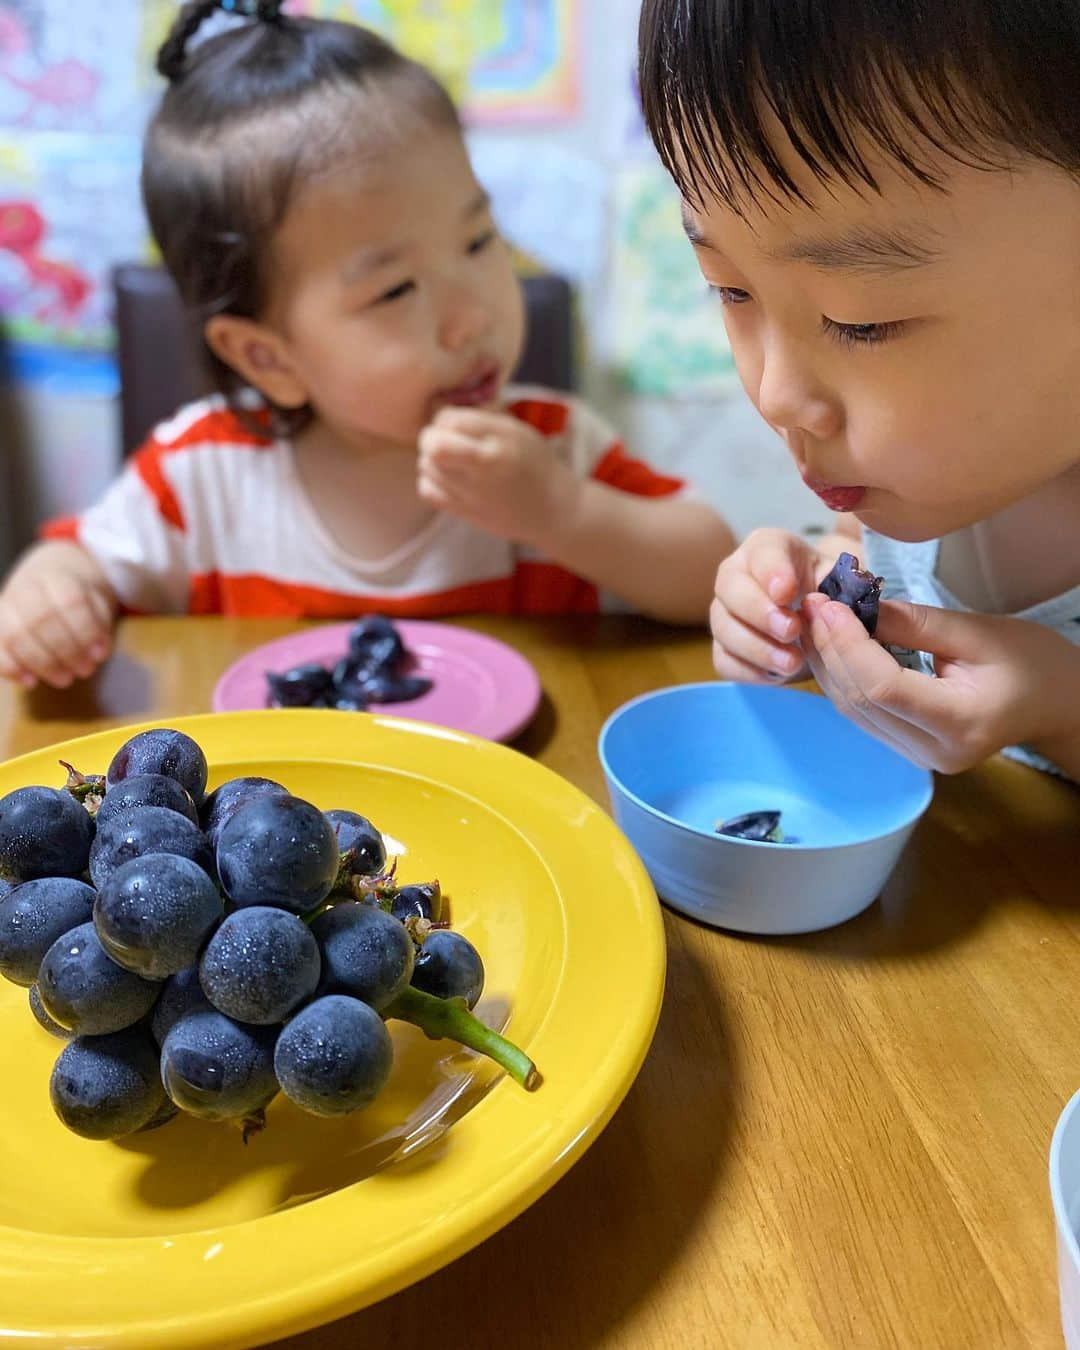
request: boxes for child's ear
[204,315,310,409]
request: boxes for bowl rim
[1050,1087,1080,1275]
[597,680,934,852]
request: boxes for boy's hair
[638,0,1080,211]
[144,1,460,435]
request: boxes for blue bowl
[598,682,933,934]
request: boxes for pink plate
[211,620,542,743]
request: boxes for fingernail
[767,609,793,640]
[819,603,841,630]
[766,577,787,602]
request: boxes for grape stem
[60,761,106,813]
[386,986,541,1092]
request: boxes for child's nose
[756,339,841,440]
[439,293,493,351]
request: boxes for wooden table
[2,615,1078,1350]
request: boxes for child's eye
[467,230,497,255]
[707,284,751,305]
[821,315,906,348]
[375,280,415,305]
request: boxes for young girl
[0,1,733,691]
[638,0,1080,780]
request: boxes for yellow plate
[0,712,665,1349]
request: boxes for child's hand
[417,408,579,545]
[709,528,833,683]
[0,543,116,690]
[801,594,1080,774]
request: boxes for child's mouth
[804,479,867,511]
[441,363,500,407]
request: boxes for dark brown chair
[112,264,576,456]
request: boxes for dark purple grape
[347,615,405,672]
[94,853,223,980]
[266,662,334,708]
[326,809,386,884]
[274,995,392,1117]
[151,965,209,1047]
[716,811,784,842]
[818,552,884,636]
[96,774,198,831]
[30,983,72,1039]
[390,882,443,925]
[216,794,338,914]
[332,697,368,712]
[89,806,214,889]
[138,1098,180,1132]
[330,657,374,707]
[160,1009,278,1122]
[200,776,287,850]
[38,922,160,1036]
[199,907,321,1025]
[311,902,414,1010]
[358,672,433,704]
[411,930,485,1009]
[50,1026,167,1140]
[0,786,94,883]
[0,877,96,986]
[107,728,208,806]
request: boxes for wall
[0,0,833,570]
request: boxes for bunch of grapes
[0,728,538,1143]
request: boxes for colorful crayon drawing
[283,0,580,122]
[611,164,738,398]
[0,199,90,324]
[0,133,146,392]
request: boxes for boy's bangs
[638,0,1080,211]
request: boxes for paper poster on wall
[0,133,146,393]
[0,0,145,132]
[469,137,605,288]
[610,164,738,398]
[284,0,580,123]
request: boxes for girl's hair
[638,0,1080,212]
[144,1,460,435]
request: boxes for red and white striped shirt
[44,386,687,618]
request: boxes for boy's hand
[0,543,115,689]
[418,408,579,545]
[801,594,1080,774]
[709,527,836,684]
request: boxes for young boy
[638,0,1080,779]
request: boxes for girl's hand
[0,543,116,690]
[801,594,1080,774]
[418,408,580,545]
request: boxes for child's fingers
[26,608,100,680]
[42,582,111,673]
[743,529,819,607]
[710,597,807,681]
[431,406,512,437]
[3,624,77,689]
[0,643,35,688]
[418,426,487,468]
[717,568,803,647]
[711,638,790,686]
